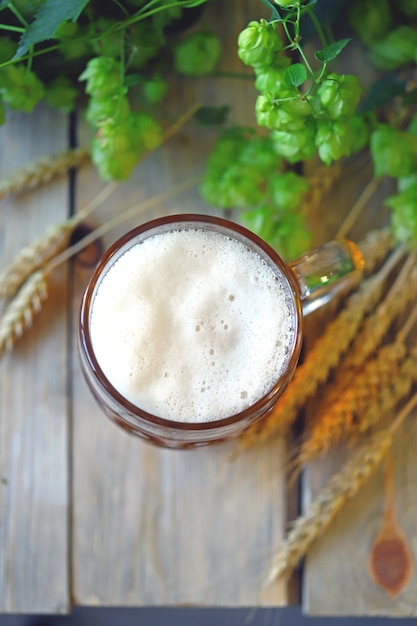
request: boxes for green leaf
[315,37,351,63]
[14,0,90,59]
[260,0,282,21]
[284,63,307,88]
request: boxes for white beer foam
[90,228,296,422]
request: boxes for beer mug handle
[289,240,365,315]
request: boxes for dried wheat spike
[354,345,417,438]
[0,271,48,356]
[295,341,407,468]
[240,247,403,448]
[266,430,393,584]
[311,260,417,411]
[0,219,78,299]
[0,147,90,201]
[265,391,417,585]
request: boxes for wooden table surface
[1,0,417,617]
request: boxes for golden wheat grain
[0,271,48,355]
[240,245,405,447]
[310,256,417,412]
[265,392,417,586]
[295,341,407,468]
[0,219,78,299]
[0,147,90,201]
[354,346,417,438]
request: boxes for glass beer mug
[79,214,364,448]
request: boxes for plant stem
[0,44,61,68]
[0,23,25,33]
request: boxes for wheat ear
[0,179,118,300]
[0,219,78,299]
[306,254,417,413]
[356,345,417,438]
[264,392,417,586]
[0,147,90,201]
[240,245,406,447]
[295,296,417,468]
[0,271,48,355]
[295,341,407,469]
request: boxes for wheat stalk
[0,271,48,355]
[0,176,201,357]
[336,177,382,239]
[264,392,417,586]
[240,244,406,447]
[0,147,90,201]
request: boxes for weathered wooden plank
[70,0,290,607]
[0,106,70,613]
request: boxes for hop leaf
[15,0,90,58]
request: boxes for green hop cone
[242,204,311,259]
[255,91,311,131]
[386,179,417,247]
[371,125,417,178]
[129,111,162,152]
[55,22,91,60]
[91,120,138,181]
[174,32,221,76]
[271,119,316,163]
[86,95,131,127]
[346,115,370,154]
[143,75,168,103]
[91,111,161,181]
[315,119,360,165]
[316,73,362,120]
[79,57,125,99]
[268,171,309,212]
[368,26,417,71]
[273,0,300,7]
[44,77,78,114]
[237,20,282,68]
[348,0,391,46]
[239,134,282,171]
[200,128,280,209]
[0,64,44,113]
[254,58,291,94]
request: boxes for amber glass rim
[79,214,304,432]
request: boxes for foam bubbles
[90,227,297,422]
